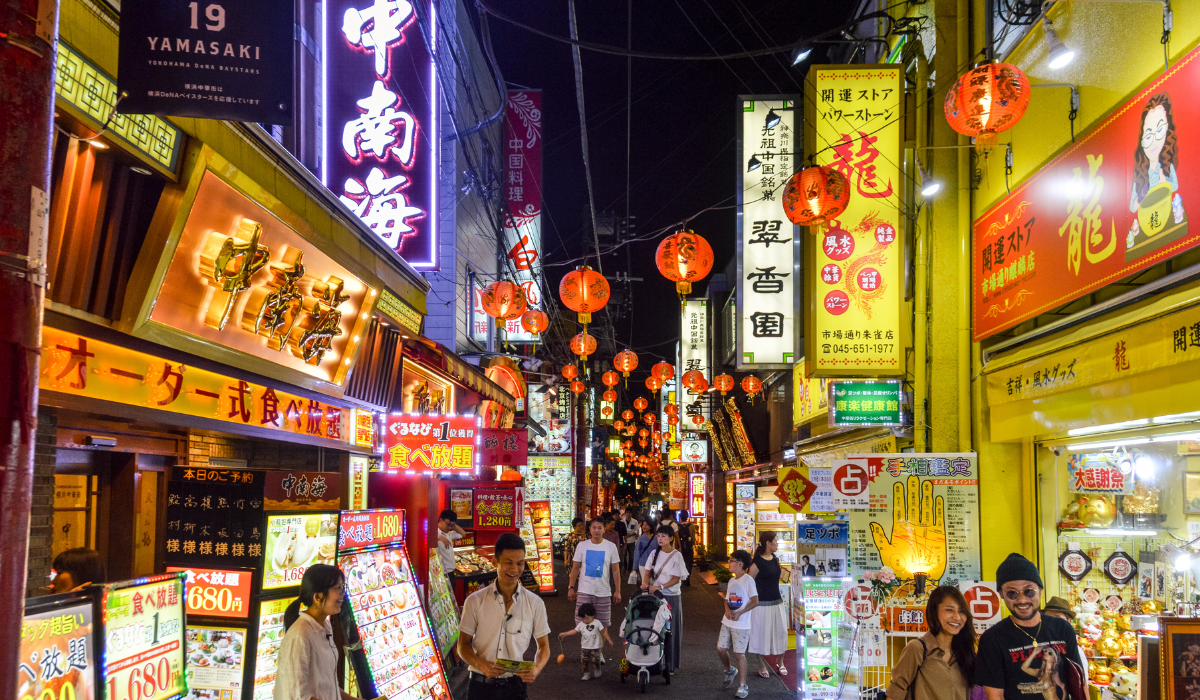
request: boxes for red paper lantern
[622,409,635,422]
[638,428,649,438]
[645,376,662,392]
[570,380,586,394]
[944,62,1031,150]
[633,397,648,412]
[623,440,632,449]
[782,166,850,228]
[615,420,625,430]
[691,414,705,426]
[664,404,678,416]
[682,370,708,393]
[651,362,675,383]
[643,413,656,425]
[499,469,522,482]
[480,280,528,328]
[638,438,648,448]
[713,374,735,395]
[655,228,714,295]
[559,266,610,324]
[614,350,639,377]
[562,364,579,380]
[742,375,763,395]
[603,389,617,402]
[601,406,613,417]
[520,308,549,335]
[601,371,620,388]
[667,414,679,426]
[570,331,597,359]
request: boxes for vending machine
[335,509,451,700]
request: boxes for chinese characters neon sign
[382,414,480,472]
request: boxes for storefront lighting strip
[1152,410,1200,424]
[1067,418,1149,436]
[1083,528,1158,536]
[1064,437,1152,451]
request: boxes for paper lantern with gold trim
[602,371,620,388]
[782,165,850,228]
[742,375,763,403]
[570,331,597,360]
[651,362,675,383]
[622,409,635,422]
[664,404,678,417]
[562,364,579,380]
[614,350,639,377]
[691,414,705,426]
[633,397,648,412]
[655,228,714,295]
[570,380,586,394]
[520,309,549,335]
[615,420,625,430]
[480,281,528,328]
[645,376,662,392]
[559,266,610,324]
[713,374,735,395]
[944,62,1031,150]
[682,370,708,393]
[603,389,617,402]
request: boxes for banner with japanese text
[263,471,342,510]
[502,90,544,342]
[474,488,522,531]
[679,299,710,422]
[41,328,353,442]
[480,428,529,467]
[382,415,480,472]
[103,575,187,700]
[325,0,438,268]
[19,598,98,700]
[974,45,1200,339]
[737,97,799,369]
[805,66,904,377]
[844,453,981,583]
[527,384,572,454]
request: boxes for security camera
[1050,445,1063,457]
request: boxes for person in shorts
[717,550,759,699]
[558,602,613,681]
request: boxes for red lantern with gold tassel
[643,413,656,425]
[602,389,617,402]
[570,331,597,360]
[559,266,610,324]
[562,364,579,380]
[633,397,648,412]
[614,350,639,378]
[667,415,679,426]
[520,309,549,335]
[622,409,634,422]
[570,380,586,394]
[944,62,1031,151]
[615,419,625,430]
[602,371,619,388]
[655,229,714,295]
[664,404,678,416]
[651,362,674,383]
[601,406,613,417]
[713,374,735,395]
[782,166,850,229]
[682,370,708,394]
[645,376,662,392]
[480,281,528,328]
[742,375,763,403]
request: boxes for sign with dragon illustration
[973,44,1200,340]
[805,66,904,377]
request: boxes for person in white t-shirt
[718,550,759,699]
[621,508,639,571]
[568,518,622,634]
[641,525,689,671]
[558,602,613,681]
[436,509,465,577]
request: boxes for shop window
[52,474,98,562]
[46,135,165,320]
[397,362,454,415]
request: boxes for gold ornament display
[1097,633,1123,658]
[1123,480,1159,513]
[1118,613,1133,631]
[1141,599,1162,614]
[1078,495,1115,528]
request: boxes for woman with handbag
[640,525,688,671]
[633,519,656,585]
[748,532,790,677]
[885,586,977,700]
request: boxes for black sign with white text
[118,0,293,123]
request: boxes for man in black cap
[976,553,1083,700]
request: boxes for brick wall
[27,406,57,597]
[187,430,323,472]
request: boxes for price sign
[337,509,407,551]
[103,575,186,700]
[165,567,252,619]
[262,513,339,590]
[19,599,97,700]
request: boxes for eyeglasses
[1141,121,1168,147]
[1002,587,1040,601]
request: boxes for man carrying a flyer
[458,533,552,700]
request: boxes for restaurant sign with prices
[18,598,98,700]
[474,488,523,530]
[382,414,480,472]
[165,567,253,619]
[103,574,187,700]
[827,380,903,427]
[805,66,904,377]
[337,509,407,549]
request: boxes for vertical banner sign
[470,274,490,347]
[502,90,544,342]
[689,473,708,518]
[117,0,293,122]
[738,97,799,369]
[679,299,710,422]
[845,453,981,583]
[806,66,904,377]
[327,0,438,269]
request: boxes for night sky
[488,0,856,369]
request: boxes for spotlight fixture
[917,160,941,197]
[747,155,762,172]
[1043,15,1075,69]
[86,139,109,149]
[765,109,781,130]
[129,166,153,176]
[792,47,812,65]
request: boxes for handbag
[627,569,640,585]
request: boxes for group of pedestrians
[714,531,790,699]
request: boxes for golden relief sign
[146,171,373,385]
[40,327,353,442]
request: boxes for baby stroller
[619,592,672,693]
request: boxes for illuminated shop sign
[501,89,544,342]
[326,0,439,269]
[382,414,480,472]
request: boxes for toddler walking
[559,602,613,680]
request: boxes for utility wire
[568,0,602,275]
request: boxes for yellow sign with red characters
[40,327,352,442]
[805,66,904,377]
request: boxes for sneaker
[581,673,591,681]
[593,668,602,678]
[723,669,738,689]
[599,653,606,665]
[735,684,749,698]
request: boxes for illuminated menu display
[184,627,245,696]
[103,575,187,700]
[19,600,97,700]
[166,568,252,619]
[339,546,449,700]
[262,513,339,590]
[252,597,294,700]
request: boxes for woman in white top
[275,564,376,700]
[641,525,688,672]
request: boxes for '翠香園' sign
[974,44,1200,340]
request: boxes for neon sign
[326,0,438,269]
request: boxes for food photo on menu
[186,628,244,669]
[264,513,338,588]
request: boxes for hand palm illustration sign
[869,476,947,582]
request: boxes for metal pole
[0,0,58,688]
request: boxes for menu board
[251,597,294,700]
[165,469,265,567]
[526,500,554,591]
[473,489,521,531]
[184,627,245,699]
[735,498,756,553]
[166,567,252,619]
[426,552,460,659]
[103,576,187,700]
[339,545,450,700]
[521,458,574,539]
[263,512,340,590]
[18,599,98,700]
[800,579,853,700]
[845,453,981,582]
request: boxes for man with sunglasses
[976,553,1083,700]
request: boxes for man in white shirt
[436,509,465,576]
[458,533,551,700]
[568,517,622,635]
[621,508,638,572]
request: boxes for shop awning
[402,338,516,411]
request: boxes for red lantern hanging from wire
[623,440,632,450]
[603,389,617,402]
[682,370,708,393]
[570,380,586,394]
[638,428,649,438]
[664,404,678,417]
[614,350,639,378]
[645,376,662,392]
[559,266,610,324]
[667,415,679,426]
[782,165,851,229]
[638,438,648,448]
[480,280,528,328]
[633,397,648,412]
[615,419,625,430]
[622,409,634,422]
[643,412,656,425]
[691,414,705,426]
[601,406,613,417]
[562,364,579,380]
[713,374,735,395]
[651,362,675,383]
[655,228,714,296]
[601,371,620,388]
[742,375,763,403]
[520,308,549,335]
[570,331,597,360]
[944,61,1031,151]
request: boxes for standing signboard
[165,468,265,568]
[117,0,293,122]
[18,593,100,700]
[326,0,439,269]
[501,90,544,342]
[805,65,904,377]
[103,574,188,700]
[737,96,800,369]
